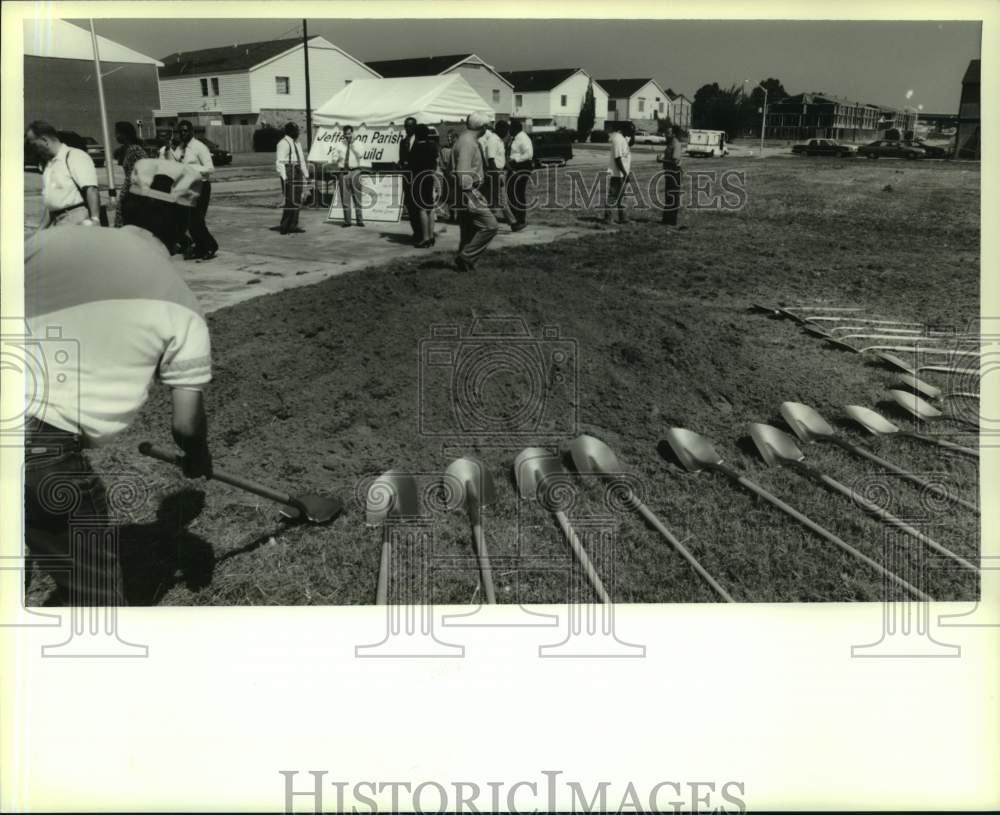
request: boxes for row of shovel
[365,405,979,606]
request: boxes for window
[659,102,664,113]
[608,99,617,111]
[560,94,567,107]
[492,89,500,104]
[638,98,645,113]
[200,78,209,97]
[276,76,290,95]
[201,77,220,96]
[211,77,219,96]
[515,94,523,107]
[345,79,352,85]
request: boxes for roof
[159,37,312,77]
[365,53,473,77]
[773,92,884,110]
[500,67,581,92]
[963,59,980,85]
[596,78,658,98]
[24,19,163,66]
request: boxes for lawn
[30,155,980,605]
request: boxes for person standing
[275,122,310,234]
[113,121,148,228]
[24,158,213,606]
[479,121,514,226]
[604,128,633,224]
[506,120,533,232]
[397,116,420,240]
[172,120,218,260]
[25,121,102,229]
[452,112,498,272]
[660,126,688,230]
[330,126,365,227]
[409,124,439,247]
[438,131,460,223]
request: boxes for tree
[577,79,596,140]
[692,82,744,136]
[738,78,789,135]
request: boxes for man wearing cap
[275,122,310,234]
[25,121,103,229]
[451,112,499,272]
[23,158,214,606]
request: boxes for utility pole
[89,20,116,196]
[302,20,312,147]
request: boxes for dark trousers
[507,165,531,226]
[279,167,303,233]
[661,165,683,226]
[24,420,124,606]
[188,180,218,256]
[456,187,498,266]
[402,176,420,236]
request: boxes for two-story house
[364,53,512,117]
[665,89,692,130]
[155,36,379,130]
[598,78,668,131]
[499,68,608,130]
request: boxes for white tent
[312,74,493,128]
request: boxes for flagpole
[303,20,313,147]
[89,20,116,197]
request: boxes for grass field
[29,156,980,606]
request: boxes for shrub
[589,129,609,143]
[253,125,284,153]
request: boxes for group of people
[605,124,687,228]
[25,118,219,259]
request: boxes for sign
[308,126,404,167]
[326,172,405,223]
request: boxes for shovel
[780,402,977,513]
[873,351,979,376]
[443,457,498,604]
[138,442,343,523]
[896,373,979,402]
[844,405,978,458]
[804,325,978,356]
[748,424,977,573]
[514,447,611,603]
[567,434,733,602]
[830,325,975,338]
[889,389,979,431]
[366,470,420,605]
[663,428,930,599]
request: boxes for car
[633,129,667,145]
[80,135,106,167]
[791,138,857,157]
[530,131,573,167]
[24,130,105,170]
[198,137,233,166]
[904,139,949,159]
[858,140,926,160]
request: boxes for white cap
[466,111,489,129]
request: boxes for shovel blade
[664,428,725,472]
[897,373,941,400]
[780,402,836,444]
[845,405,900,436]
[749,423,806,466]
[283,493,344,524]
[872,352,916,375]
[443,456,495,511]
[366,470,421,526]
[568,434,623,477]
[514,447,566,501]
[890,389,944,420]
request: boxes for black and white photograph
[1,2,997,812]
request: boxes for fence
[204,124,258,153]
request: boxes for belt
[49,202,86,218]
[24,417,84,456]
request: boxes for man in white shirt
[478,121,514,226]
[605,128,634,224]
[171,120,218,259]
[275,122,311,234]
[26,121,102,228]
[506,119,534,231]
[329,126,366,227]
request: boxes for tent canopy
[312,74,494,128]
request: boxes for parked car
[633,129,667,145]
[530,131,573,167]
[24,130,105,170]
[858,140,925,160]
[791,138,857,157]
[199,137,233,166]
[904,139,949,159]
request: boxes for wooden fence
[204,124,259,153]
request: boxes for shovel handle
[903,432,978,458]
[554,511,612,604]
[630,497,734,602]
[835,440,979,513]
[375,537,389,605]
[730,473,932,601]
[815,472,978,574]
[139,442,297,508]
[471,520,498,605]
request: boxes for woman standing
[113,121,148,228]
[409,124,440,247]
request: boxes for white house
[364,53,512,117]
[499,68,608,130]
[155,36,380,129]
[598,78,668,129]
[665,89,692,129]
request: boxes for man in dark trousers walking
[398,116,420,241]
[275,122,310,234]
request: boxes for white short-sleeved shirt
[41,143,98,211]
[170,137,215,179]
[509,131,534,164]
[608,132,632,178]
[479,130,507,170]
[275,136,310,180]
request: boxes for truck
[791,138,857,157]
[685,129,728,157]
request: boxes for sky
[75,18,981,112]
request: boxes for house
[24,19,162,139]
[598,78,667,130]
[665,89,692,130]
[364,53,512,117]
[499,68,608,130]
[155,36,379,130]
[955,59,980,159]
[764,92,910,141]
